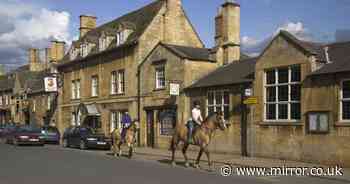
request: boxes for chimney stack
[79,15,97,38]
[50,41,66,62]
[29,48,43,71]
[215,0,240,65]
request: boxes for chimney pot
[79,15,97,38]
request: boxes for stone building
[187,29,350,166]
[56,0,205,143]
[0,41,65,126]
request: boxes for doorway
[146,110,155,147]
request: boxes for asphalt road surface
[0,143,347,184]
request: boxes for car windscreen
[44,127,59,133]
[80,128,94,135]
[18,127,42,133]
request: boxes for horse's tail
[169,137,174,151]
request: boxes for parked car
[41,126,60,144]
[0,124,4,138]
[7,126,44,146]
[1,124,18,142]
[62,126,111,150]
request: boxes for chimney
[215,0,240,65]
[164,0,182,10]
[29,48,39,64]
[79,15,97,38]
[50,41,66,62]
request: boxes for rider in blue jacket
[121,112,132,141]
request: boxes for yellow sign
[243,97,258,105]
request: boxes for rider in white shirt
[187,101,203,144]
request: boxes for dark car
[7,126,44,146]
[62,126,111,150]
[41,126,60,144]
[1,124,17,143]
[0,124,4,138]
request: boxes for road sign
[243,97,258,105]
[244,88,252,97]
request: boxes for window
[47,95,51,110]
[91,76,99,97]
[110,111,123,133]
[80,43,90,57]
[71,113,76,126]
[308,112,329,133]
[264,66,301,121]
[70,48,78,60]
[207,90,230,120]
[117,70,125,94]
[99,37,107,51]
[71,80,80,100]
[111,71,117,95]
[5,95,9,105]
[158,109,176,136]
[155,66,165,89]
[116,31,125,46]
[33,100,36,112]
[0,96,2,106]
[340,80,350,121]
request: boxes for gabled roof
[186,57,257,89]
[60,0,164,66]
[161,43,214,61]
[311,41,350,75]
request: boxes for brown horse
[170,112,227,170]
[111,122,138,158]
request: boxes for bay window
[264,65,301,121]
[207,90,230,120]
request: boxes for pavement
[0,143,349,184]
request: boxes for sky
[0,0,349,71]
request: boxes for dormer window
[70,48,78,60]
[99,37,107,51]
[80,43,89,57]
[116,31,125,46]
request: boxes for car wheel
[62,139,68,148]
[80,140,87,150]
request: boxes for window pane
[224,91,229,104]
[266,87,276,102]
[291,85,301,101]
[215,106,222,113]
[215,92,222,105]
[291,66,301,82]
[208,106,215,115]
[278,85,288,101]
[342,101,350,120]
[291,103,301,120]
[266,70,275,84]
[224,106,229,120]
[266,104,276,120]
[278,104,288,119]
[208,92,214,105]
[278,68,289,83]
[343,81,350,99]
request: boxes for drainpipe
[136,66,141,147]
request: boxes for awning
[77,103,101,116]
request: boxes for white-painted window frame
[110,111,123,133]
[91,76,99,97]
[116,31,125,46]
[206,90,230,120]
[117,70,125,94]
[155,66,166,89]
[339,79,350,122]
[263,66,301,122]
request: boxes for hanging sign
[169,83,180,96]
[44,77,58,92]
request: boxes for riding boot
[187,121,194,144]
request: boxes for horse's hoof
[184,162,190,168]
[194,164,200,169]
[171,162,176,167]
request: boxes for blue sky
[0,0,349,69]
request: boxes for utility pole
[240,84,249,157]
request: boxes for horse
[111,121,138,158]
[170,111,227,170]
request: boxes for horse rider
[121,111,132,142]
[187,101,203,144]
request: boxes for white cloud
[275,21,310,41]
[0,0,71,71]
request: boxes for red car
[7,126,45,146]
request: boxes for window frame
[155,66,166,90]
[339,79,350,122]
[116,31,125,46]
[263,65,301,122]
[110,111,123,133]
[206,90,230,120]
[307,111,330,134]
[117,70,125,94]
[91,75,99,97]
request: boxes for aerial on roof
[60,0,164,66]
[186,57,257,89]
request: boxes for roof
[187,57,257,89]
[279,31,326,62]
[0,75,15,92]
[161,43,250,62]
[311,41,350,75]
[59,0,164,66]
